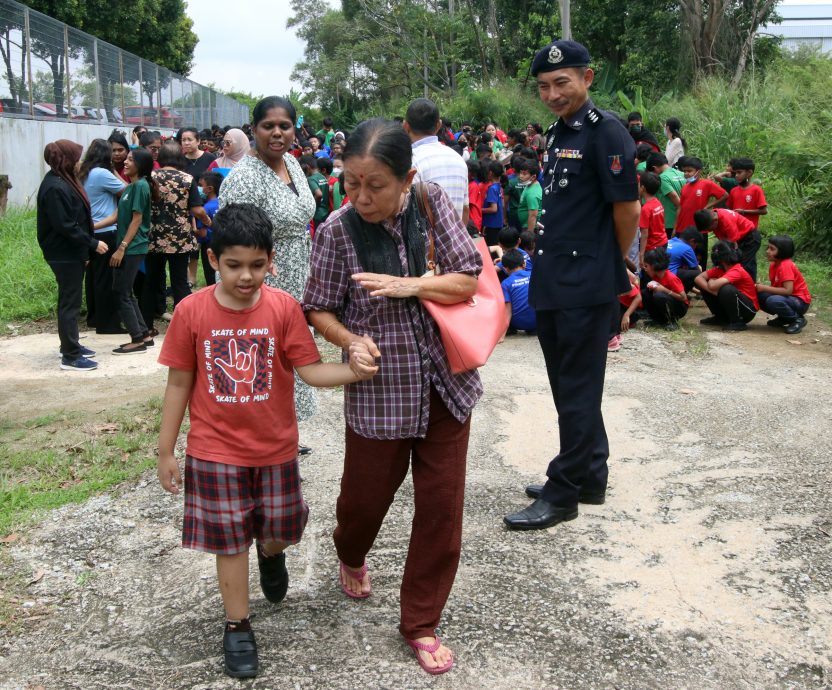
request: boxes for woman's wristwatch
[119,242,128,250]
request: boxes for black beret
[531,40,591,76]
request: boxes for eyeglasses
[222,140,232,147]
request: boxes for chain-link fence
[0,0,249,128]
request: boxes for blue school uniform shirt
[666,236,699,274]
[196,197,219,245]
[502,268,537,331]
[496,248,532,277]
[482,182,504,229]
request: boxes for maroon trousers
[334,387,470,639]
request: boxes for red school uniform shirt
[640,197,667,251]
[713,208,755,244]
[676,178,725,231]
[770,259,811,304]
[705,264,760,309]
[618,283,640,308]
[158,285,322,467]
[468,180,483,231]
[727,183,767,228]
[655,270,688,304]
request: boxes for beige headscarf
[213,128,251,168]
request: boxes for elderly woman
[219,97,318,427]
[36,140,108,370]
[303,119,482,675]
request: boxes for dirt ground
[0,301,830,690]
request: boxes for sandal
[339,560,371,599]
[405,636,454,675]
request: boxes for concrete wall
[0,118,175,207]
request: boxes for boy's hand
[348,336,380,380]
[158,453,182,494]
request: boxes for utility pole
[559,0,571,40]
[449,0,455,94]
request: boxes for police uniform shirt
[529,99,638,311]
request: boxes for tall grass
[0,209,56,322]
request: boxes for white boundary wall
[0,118,175,207]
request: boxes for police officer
[503,40,640,530]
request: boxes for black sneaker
[223,628,258,678]
[256,543,289,604]
[664,322,680,331]
[767,317,787,328]
[723,322,748,332]
[784,317,807,335]
[699,316,724,326]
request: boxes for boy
[638,172,667,267]
[641,247,689,330]
[316,117,335,149]
[694,207,761,281]
[675,156,727,268]
[492,227,531,276]
[196,172,223,286]
[300,155,330,233]
[667,226,703,293]
[726,157,767,228]
[516,158,543,233]
[500,249,536,338]
[645,152,684,238]
[157,203,377,679]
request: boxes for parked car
[123,105,183,128]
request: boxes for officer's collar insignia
[608,154,623,175]
[586,107,603,126]
[548,46,564,64]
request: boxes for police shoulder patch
[586,108,604,127]
[608,154,623,175]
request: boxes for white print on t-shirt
[203,330,275,404]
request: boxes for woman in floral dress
[218,96,318,422]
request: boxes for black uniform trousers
[48,260,86,360]
[86,230,123,333]
[536,301,614,507]
[738,230,761,282]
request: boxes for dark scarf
[343,191,428,278]
[43,139,92,225]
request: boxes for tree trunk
[730,0,778,87]
[486,0,504,77]
[463,0,490,82]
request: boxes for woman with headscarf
[37,140,108,371]
[207,127,250,177]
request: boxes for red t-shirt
[706,264,760,308]
[468,180,483,230]
[158,285,321,467]
[713,208,756,244]
[769,259,811,304]
[655,269,688,304]
[640,197,667,251]
[676,178,725,231]
[727,184,767,228]
[618,283,640,308]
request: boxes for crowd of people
[34,38,813,679]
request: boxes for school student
[500,249,536,337]
[481,159,505,246]
[694,207,761,281]
[466,159,484,236]
[641,247,689,330]
[667,227,703,293]
[516,158,543,233]
[756,234,812,335]
[675,157,727,268]
[638,172,667,267]
[608,271,642,353]
[645,152,684,239]
[157,203,376,679]
[694,240,759,331]
[726,157,767,228]
[196,172,222,286]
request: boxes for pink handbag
[416,185,507,374]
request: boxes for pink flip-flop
[339,560,371,599]
[405,636,454,675]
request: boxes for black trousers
[113,254,149,340]
[536,302,614,507]
[738,230,761,282]
[642,289,689,324]
[694,232,710,272]
[702,284,757,324]
[48,260,86,359]
[200,243,216,286]
[676,268,701,294]
[141,252,190,329]
[86,230,123,333]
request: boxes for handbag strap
[413,182,436,269]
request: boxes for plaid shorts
[182,456,308,555]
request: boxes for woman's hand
[110,247,125,267]
[95,240,108,255]
[348,336,381,380]
[352,272,420,298]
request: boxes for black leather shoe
[257,544,289,604]
[784,316,807,335]
[524,484,606,505]
[503,498,578,530]
[223,629,258,678]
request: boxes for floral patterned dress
[219,153,318,422]
[150,169,200,254]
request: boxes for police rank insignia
[548,46,564,64]
[608,155,623,175]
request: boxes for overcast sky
[185,0,309,97]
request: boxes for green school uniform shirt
[517,181,543,229]
[307,172,330,224]
[116,178,151,255]
[659,167,685,229]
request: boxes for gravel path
[1,312,830,689]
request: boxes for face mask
[629,124,642,134]
[685,176,697,184]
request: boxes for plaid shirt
[303,182,483,439]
